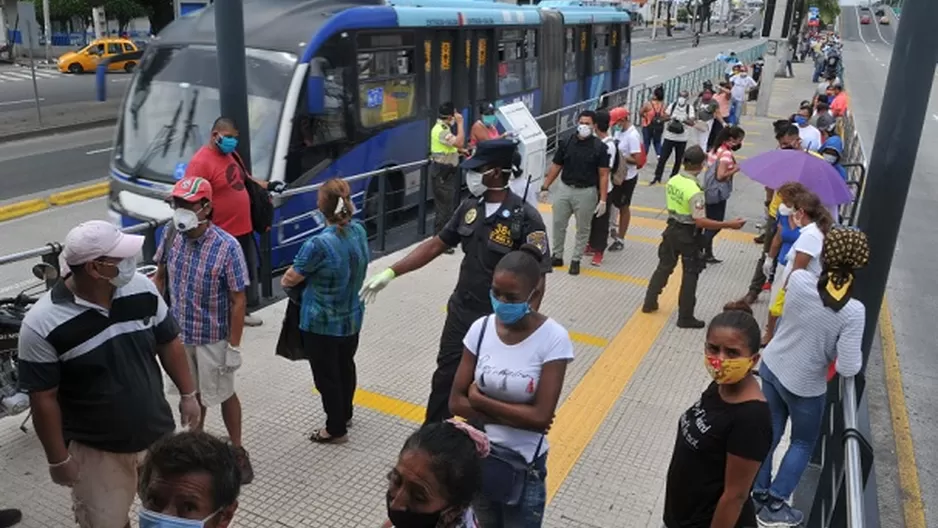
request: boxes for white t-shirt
[662,102,695,143]
[784,222,825,279]
[463,316,574,463]
[615,125,643,181]
[730,75,757,101]
[798,125,823,152]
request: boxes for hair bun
[722,300,754,316]
[519,243,543,263]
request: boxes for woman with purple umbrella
[737,148,853,210]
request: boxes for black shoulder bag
[477,316,546,506]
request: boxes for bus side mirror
[306,59,327,115]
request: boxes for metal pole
[25,22,43,126]
[854,0,938,361]
[754,0,792,117]
[651,0,659,40]
[842,376,865,528]
[42,0,51,63]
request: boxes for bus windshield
[115,45,295,183]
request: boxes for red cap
[610,107,630,123]
[172,176,213,203]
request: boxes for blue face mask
[794,116,808,126]
[482,114,498,126]
[215,135,238,154]
[139,507,220,528]
[490,289,534,325]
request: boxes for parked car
[56,38,139,74]
[860,14,871,24]
[738,24,757,38]
[859,5,870,11]
[879,15,890,24]
[875,8,886,16]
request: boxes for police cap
[461,138,518,170]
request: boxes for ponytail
[318,178,355,231]
[794,192,833,235]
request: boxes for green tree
[809,0,840,25]
[102,0,148,32]
[134,0,174,35]
[34,0,91,24]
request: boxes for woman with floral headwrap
[751,227,870,527]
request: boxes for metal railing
[802,71,877,528]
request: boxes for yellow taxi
[57,38,140,74]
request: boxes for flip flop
[309,428,348,444]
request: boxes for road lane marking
[85,147,114,155]
[677,65,686,71]
[879,299,927,528]
[633,54,666,66]
[0,198,50,222]
[647,74,659,80]
[0,98,46,107]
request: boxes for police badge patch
[464,208,478,224]
[526,230,548,254]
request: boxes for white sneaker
[244,314,263,327]
[1,393,29,415]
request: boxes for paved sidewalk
[0,71,817,527]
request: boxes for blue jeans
[474,453,547,528]
[642,126,663,157]
[728,99,741,125]
[754,363,826,502]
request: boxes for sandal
[309,428,348,444]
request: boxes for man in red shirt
[829,82,848,117]
[184,117,284,326]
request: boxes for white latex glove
[594,200,607,217]
[359,268,396,304]
[538,189,550,204]
[762,256,774,278]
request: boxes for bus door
[467,29,494,125]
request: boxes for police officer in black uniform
[360,138,551,423]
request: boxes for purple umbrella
[738,149,853,205]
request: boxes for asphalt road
[840,4,937,527]
[0,66,133,113]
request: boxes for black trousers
[588,198,611,253]
[654,139,687,182]
[703,200,727,257]
[748,219,778,295]
[431,162,458,234]
[302,331,360,437]
[235,233,260,307]
[644,222,704,320]
[424,296,490,424]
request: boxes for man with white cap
[154,176,253,483]
[17,220,200,528]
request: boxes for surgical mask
[466,170,490,197]
[172,207,205,232]
[794,116,808,126]
[386,496,442,528]
[482,115,498,126]
[823,153,838,164]
[110,258,137,288]
[139,507,220,528]
[677,97,687,106]
[215,135,238,154]
[612,125,623,134]
[704,354,754,385]
[576,124,592,138]
[490,289,533,325]
[778,204,793,216]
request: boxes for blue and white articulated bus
[108,0,632,269]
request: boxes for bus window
[563,28,577,81]
[423,39,432,110]
[358,47,417,128]
[437,35,453,108]
[476,35,489,100]
[620,23,631,68]
[497,29,525,96]
[524,30,538,91]
[592,25,611,73]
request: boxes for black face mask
[386,495,444,528]
[731,143,742,151]
[780,144,796,150]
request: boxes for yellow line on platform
[556,266,648,286]
[544,265,681,503]
[0,198,49,222]
[353,390,425,424]
[633,54,666,66]
[879,299,927,528]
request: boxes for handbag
[233,151,274,234]
[476,316,546,506]
[275,283,307,362]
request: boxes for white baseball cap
[61,220,145,267]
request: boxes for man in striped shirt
[154,176,254,483]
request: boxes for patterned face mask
[818,227,871,311]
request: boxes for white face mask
[577,124,593,138]
[110,258,137,288]
[172,206,206,233]
[677,97,687,106]
[822,153,838,164]
[778,204,793,216]
[465,169,506,197]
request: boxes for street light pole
[213,0,252,170]
[42,0,52,63]
[854,0,938,363]
[754,0,792,117]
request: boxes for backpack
[233,151,274,234]
[635,141,648,170]
[648,102,666,133]
[608,139,629,186]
